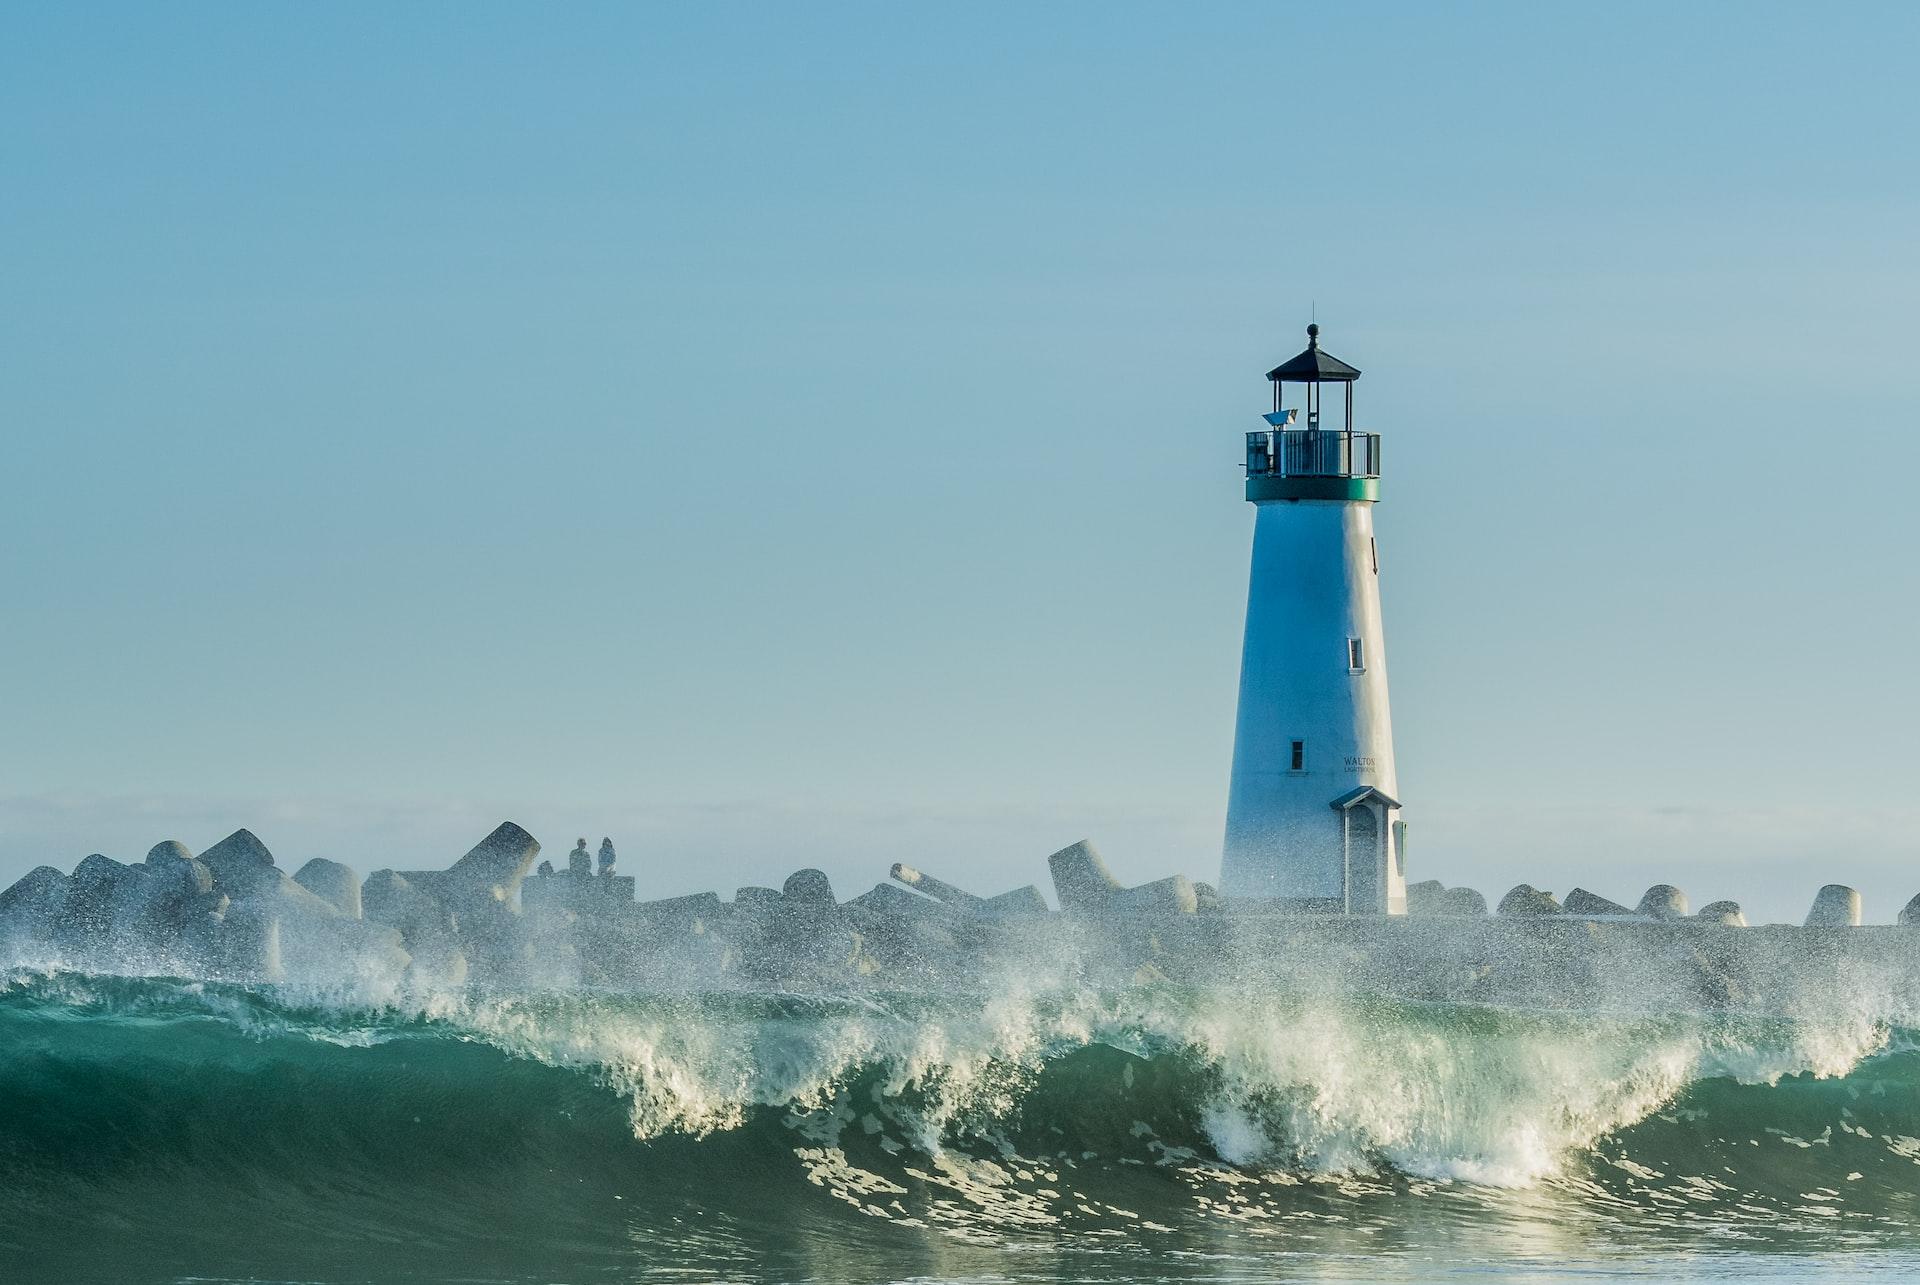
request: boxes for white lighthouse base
[1221,497,1405,914]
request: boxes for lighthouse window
[1290,740,1305,772]
[1347,638,1366,672]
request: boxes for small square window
[1347,638,1366,672]
[1290,740,1305,772]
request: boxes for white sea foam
[383,977,1906,1192]
[6,933,1912,1197]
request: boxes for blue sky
[3,3,1916,923]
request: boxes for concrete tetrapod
[782,869,836,907]
[1562,888,1633,917]
[850,883,950,920]
[1046,841,1123,913]
[1635,886,1690,920]
[111,843,220,945]
[1497,885,1562,916]
[294,859,363,919]
[1404,879,1445,910]
[889,863,984,911]
[888,864,1049,918]
[198,829,279,899]
[57,854,130,949]
[0,866,70,943]
[1407,880,1489,917]
[732,887,782,914]
[362,871,452,940]
[635,892,724,930]
[983,885,1050,917]
[1805,885,1862,928]
[1045,842,1197,916]
[407,822,541,906]
[143,842,213,894]
[1109,876,1198,915]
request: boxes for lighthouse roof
[1266,324,1361,383]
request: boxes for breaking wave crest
[6,966,1920,1278]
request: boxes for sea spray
[7,955,1920,1280]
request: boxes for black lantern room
[1266,323,1361,431]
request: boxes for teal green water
[3,969,1919,1282]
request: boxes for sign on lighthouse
[1221,324,1406,914]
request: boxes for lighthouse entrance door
[1344,805,1381,914]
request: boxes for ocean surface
[4,965,1920,1284]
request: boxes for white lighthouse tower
[1221,324,1405,913]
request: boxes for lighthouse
[1220,324,1406,914]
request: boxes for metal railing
[1245,428,1381,479]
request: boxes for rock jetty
[2,824,1912,1009]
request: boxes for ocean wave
[4,968,1917,1243]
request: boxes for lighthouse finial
[1306,322,1320,348]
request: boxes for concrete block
[442,822,541,904]
[1497,884,1562,916]
[637,891,724,926]
[889,863,985,910]
[198,829,279,898]
[362,870,454,942]
[294,859,363,919]
[217,910,284,982]
[984,884,1051,917]
[235,869,344,921]
[0,866,69,939]
[733,886,782,912]
[1563,888,1632,917]
[1805,884,1862,928]
[59,854,130,942]
[1109,875,1198,915]
[1407,880,1489,917]
[1635,885,1690,920]
[101,845,219,944]
[144,842,213,897]
[1046,840,1122,913]
[1404,878,1446,909]
[849,883,949,919]
[781,869,836,906]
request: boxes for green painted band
[1246,476,1379,502]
